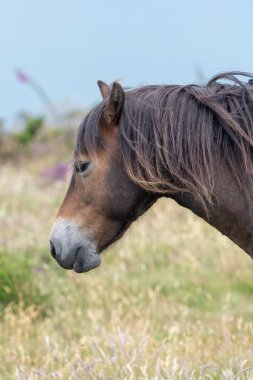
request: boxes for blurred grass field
[1,133,253,379]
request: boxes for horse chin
[72,247,101,273]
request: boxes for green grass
[1,144,253,379]
[0,250,49,311]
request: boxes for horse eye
[75,161,91,176]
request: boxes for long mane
[77,72,253,207]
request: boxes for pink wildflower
[15,69,30,83]
[42,163,70,181]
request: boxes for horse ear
[104,82,125,125]
[97,80,110,99]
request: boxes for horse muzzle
[49,218,101,273]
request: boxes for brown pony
[50,72,253,273]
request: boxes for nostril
[50,241,57,259]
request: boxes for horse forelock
[76,101,106,156]
[77,72,253,208]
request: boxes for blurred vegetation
[0,250,49,313]
[0,113,77,162]
[15,113,44,145]
[0,118,5,149]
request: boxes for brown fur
[60,133,155,252]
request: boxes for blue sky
[2,0,253,127]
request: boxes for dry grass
[1,148,253,379]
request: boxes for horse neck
[169,157,253,258]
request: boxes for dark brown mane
[77,72,253,208]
